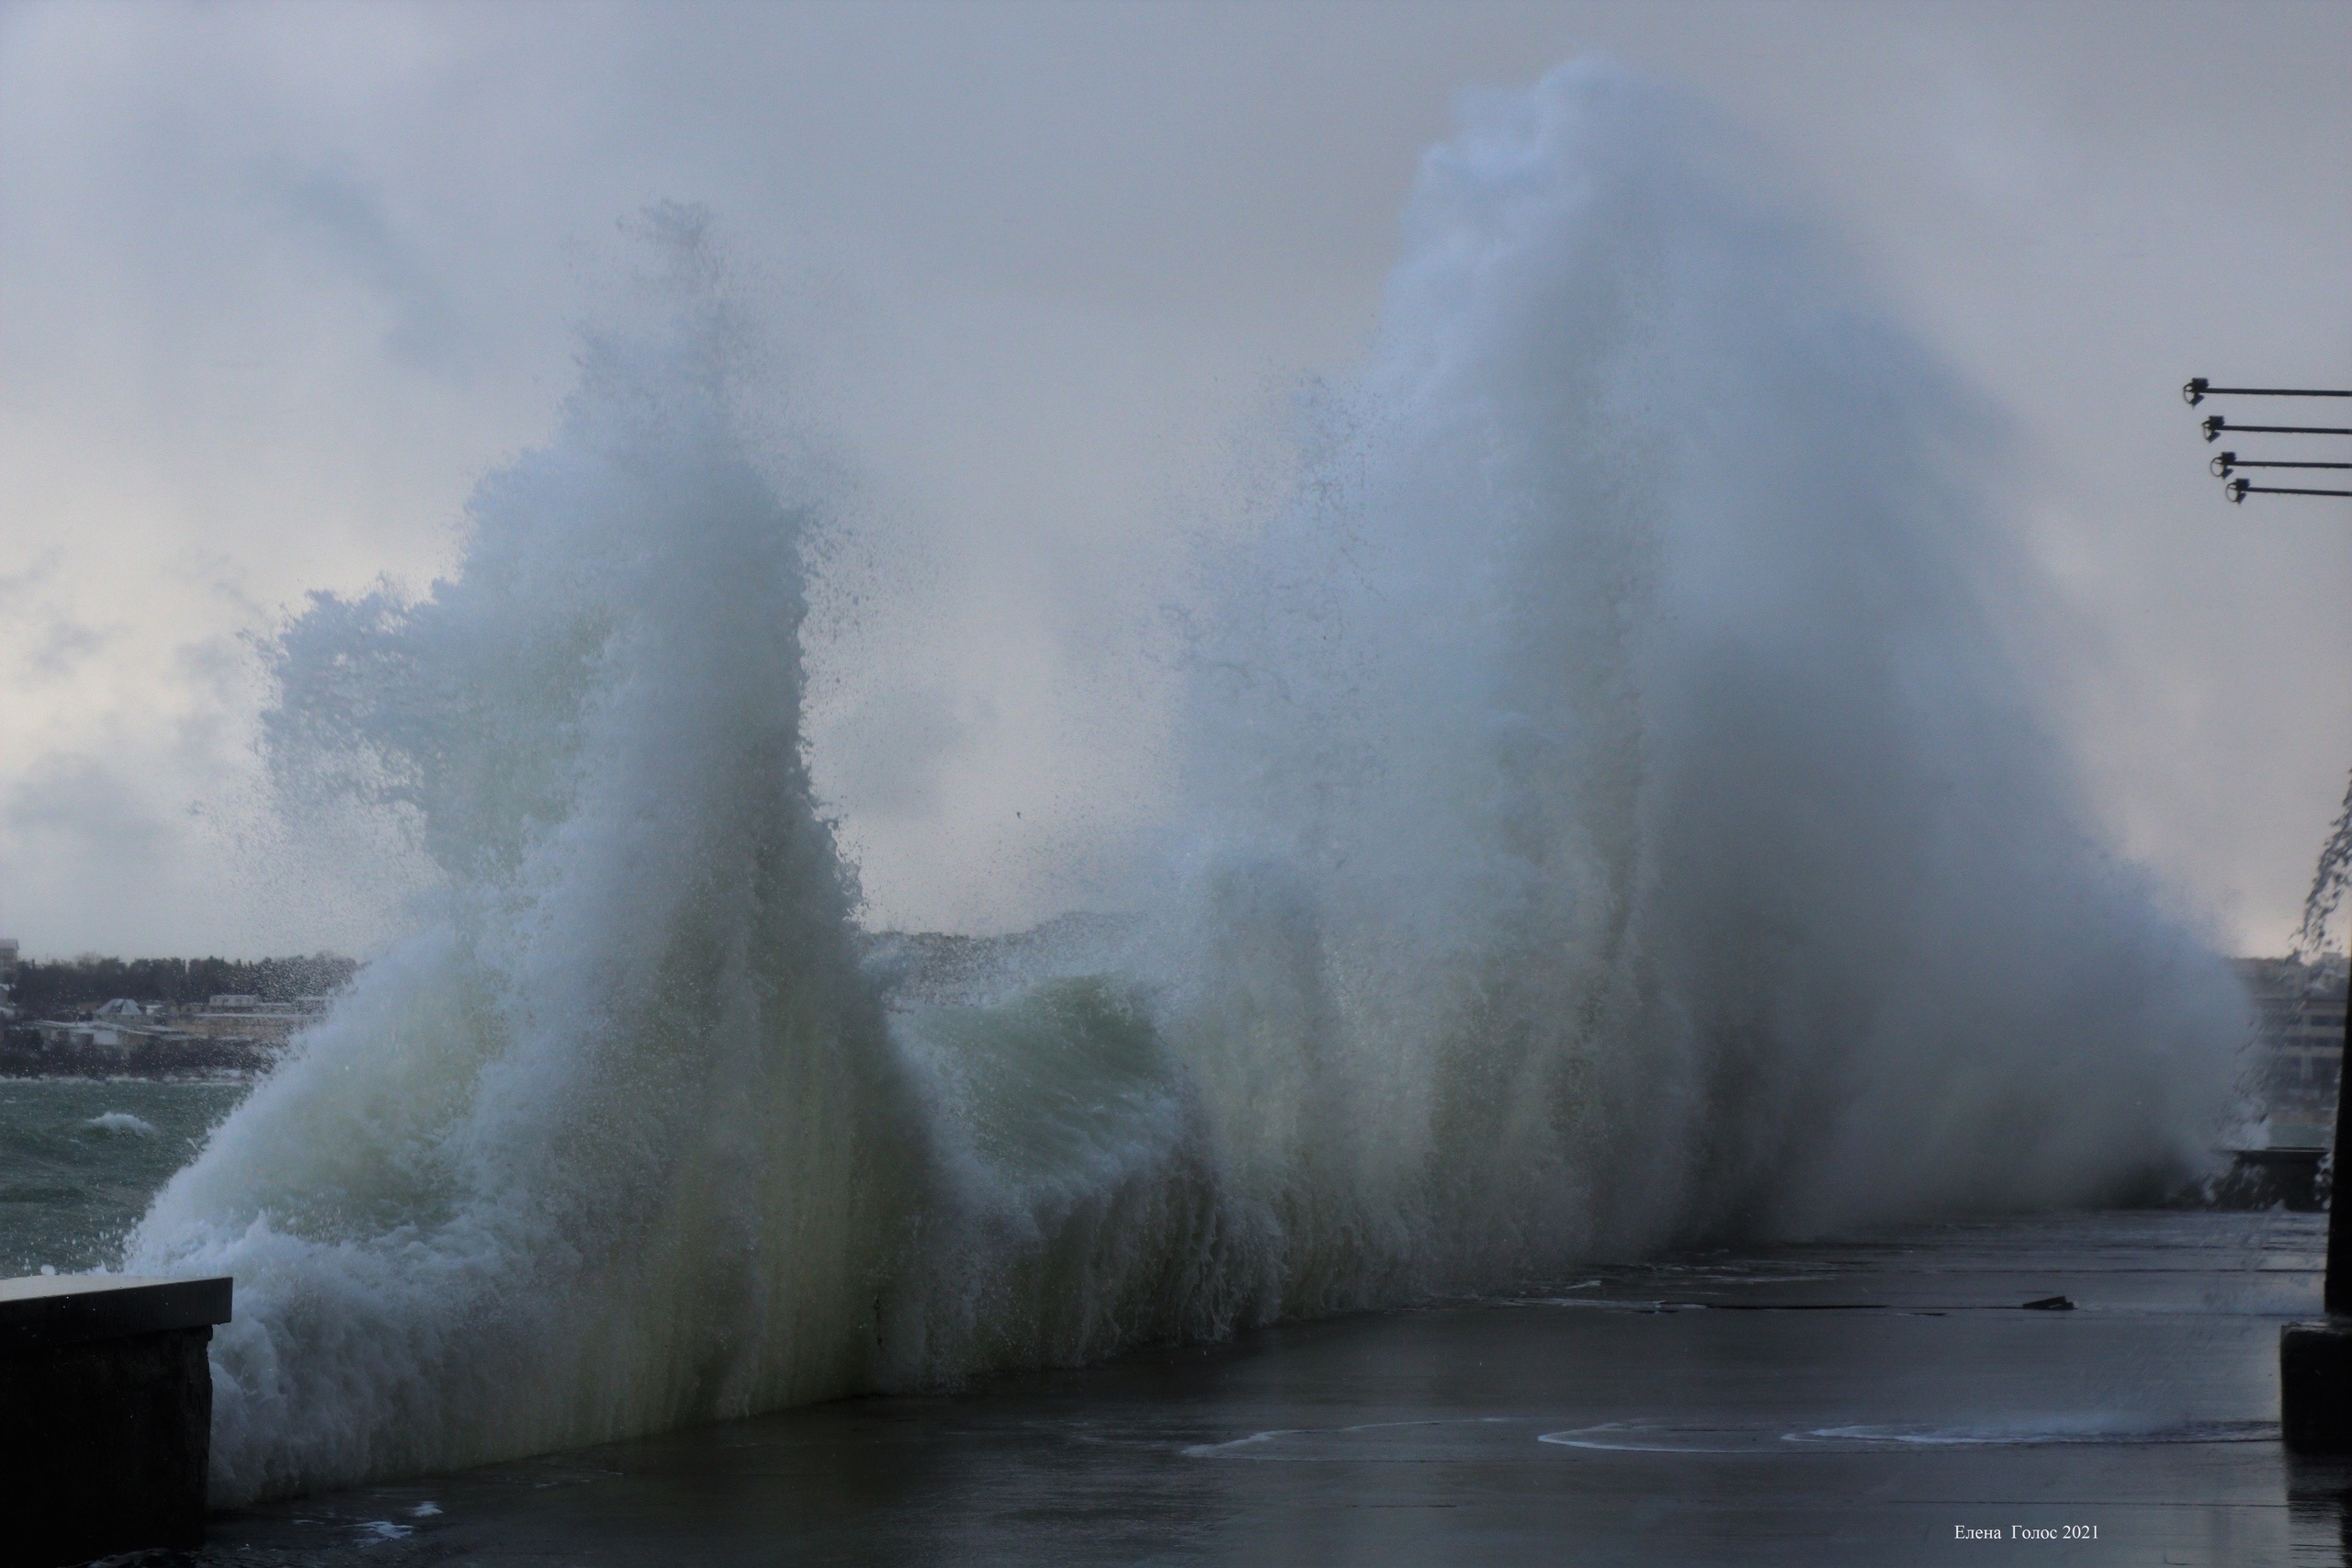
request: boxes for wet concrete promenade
[192,1210,2352,1566]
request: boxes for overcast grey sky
[0,0,2346,958]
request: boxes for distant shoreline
[0,1046,273,1085]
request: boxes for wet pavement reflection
[194,1211,2340,1565]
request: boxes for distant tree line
[6,953,360,1015]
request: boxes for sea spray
[131,212,938,1499]
[126,67,2246,1503]
[1153,62,2245,1268]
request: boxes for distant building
[167,996,322,1048]
[29,1016,175,1059]
[17,992,325,1067]
[0,938,17,981]
[2234,955,2346,1135]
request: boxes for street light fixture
[2225,479,2352,503]
[2210,454,2352,478]
[2183,378,2352,406]
[2184,380,2352,508]
[2203,415,2352,444]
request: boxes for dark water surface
[0,1078,250,1276]
[188,1209,2352,1566]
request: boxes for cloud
[0,2,2346,952]
[265,163,466,371]
[25,615,109,679]
[0,552,60,610]
[6,752,171,862]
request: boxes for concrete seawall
[1,1274,231,1566]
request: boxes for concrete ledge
[0,1273,232,1354]
[0,1273,231,1566]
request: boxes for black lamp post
[2187,376,2352,1447]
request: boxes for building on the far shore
[168,996,323,1048]
[29,1010,175,1060]
[15,993,327,1074]
[2233,955,2346,1140]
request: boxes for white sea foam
[85,1112,158,1137]
[127,65,2243,1503]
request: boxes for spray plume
[128,67,2242,1502]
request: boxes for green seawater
[0,1077,252,1275]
